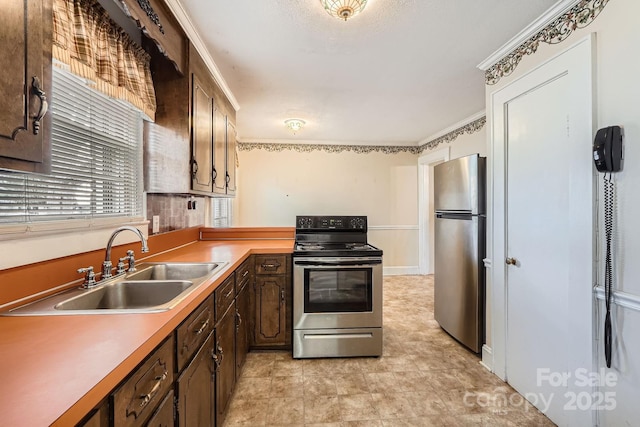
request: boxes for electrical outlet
[152,215,160,233]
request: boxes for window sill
[0,217,148,270]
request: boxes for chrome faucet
[102,226,149,279]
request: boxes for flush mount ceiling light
[320,0,368,21]
[284,119,306,134]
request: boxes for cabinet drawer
[112,336,175,427]
[176,294,214,372]
[215,275,235,321]
[255,255,288,275]
[235,257,253,293]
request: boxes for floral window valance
[52,0,156,119]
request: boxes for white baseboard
[383,266,420,276]
[480,344,493,371]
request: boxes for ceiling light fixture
[320,0,368,21]
[284,119,306,134]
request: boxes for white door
[490,36,594,426]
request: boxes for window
[0,65,143,225]
[212,198,233,228]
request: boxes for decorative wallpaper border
[238,116,486,155]
[416,116,486,154]
[485,0,609,85]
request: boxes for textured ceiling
[180,0,558,145]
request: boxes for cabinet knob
[505,257,518,266]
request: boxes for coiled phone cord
[604,173,614,368]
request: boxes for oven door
[293,257,383,330]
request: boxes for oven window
[304,268,373,313]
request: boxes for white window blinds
[212,198,232,228]
[0,65,143,224]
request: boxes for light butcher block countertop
[0,237,293,426]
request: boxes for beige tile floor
[224,275,555,426]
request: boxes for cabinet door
[212,106,227,195]
[235,281,250,380]
[0,0,52,173]
[190,73,213,193]
[176,331,215,427]
[215,305,236,427]
[225,120,237,196]
[254,276,287,347]
[146,389,174,427]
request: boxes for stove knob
[298,217,313,228]
[350,218,365,229]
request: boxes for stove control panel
[296,215,367,230]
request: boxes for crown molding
[163,0,240,111]
[478,0,609,85]
[477,0,580,71]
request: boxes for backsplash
[146,194,206,234]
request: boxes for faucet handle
[116,256,128,275]
[126,250,137,272]
[102,260,113,280]
[77,266,96,288]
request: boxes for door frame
[418,147,450,275]
[487,34,596,422]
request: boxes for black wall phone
[593,125,623,172]
[593,125,623,369]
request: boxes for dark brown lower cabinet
[146,389,175,427]
[235,280,250,380]
[215,305,236,427]
[253,275,288,347]
[176,330,215,427]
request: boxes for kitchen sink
[54,280,194,311]
[2,261,227,316]
[126,262,220,281]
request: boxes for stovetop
[294,242,382,258]
[294,215,383,258]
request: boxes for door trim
[487,34,596,424]
[418,147,450,275]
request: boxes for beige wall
[449,130,487,160]
[234,148,419,273]
[485,1,640,424]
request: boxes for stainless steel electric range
[293,215,383,358]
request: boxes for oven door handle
[294,259,382,267]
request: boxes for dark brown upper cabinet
[0,0,52,173]
[191,74,214,193]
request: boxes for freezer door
[433,154,485,214]
[434,214,484,353]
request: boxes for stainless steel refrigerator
[433,154,486,353]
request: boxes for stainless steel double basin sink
[3,262,226,316]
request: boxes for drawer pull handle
[242,270,249,278]
[261,262,281,269]
[139,371,167,410]
[224,287,234,299]
[195,318,210,336]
